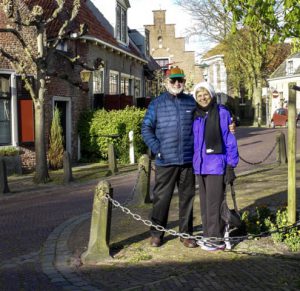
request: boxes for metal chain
[103,193,300,244]
[239,141,277,165]
[121,165,144,206]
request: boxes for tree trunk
[33,26,50,183]
[33,98,50,183]
[252,78,263,127]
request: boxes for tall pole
[287,83,296,223]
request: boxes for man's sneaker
[201,241,225,251]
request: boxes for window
[287,60,294,74]
[0,75,11,145]
[134,79,141,97]
[93,69,104,94]
[120,74,133,95]
[109,71,119,94]
[145,30,150,57]
[56,41,68,52]
[116,2,127,43]
[155,58,169,71]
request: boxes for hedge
[78,106,148,163]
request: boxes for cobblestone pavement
[1,127,300,290]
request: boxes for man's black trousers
[150,164,195,238]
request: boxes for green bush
[78,107,148,163]
[242,206,300,252]
[0,146,20,156]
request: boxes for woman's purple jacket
[193,105,239,175]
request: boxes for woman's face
[196,88,212,107]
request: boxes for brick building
[0,0,155,170]
[144,10,202,92]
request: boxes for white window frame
[109,70,119,94]
[115,1,128,44]
[120,73,133,96]
[93,68,104,94]
[134,78,141,98]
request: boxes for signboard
[272,90,279,98]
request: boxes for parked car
[270,108,288,128]
[270,108,300,128]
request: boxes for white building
[199,54,228,104]
[267,52,300,116]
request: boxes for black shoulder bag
[220,182,242,228]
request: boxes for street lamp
[80,69,92,83]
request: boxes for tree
[48,106,64,170]
[223,0,300,41]
[175,0,232,44]
[0,0,87,183]
[176,0,294,125]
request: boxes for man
[141,67,198,248]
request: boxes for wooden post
[81,180,113,264]
[63,151,73,183]
[108,143,118,175]
[287,83,296,223]
[132,154,152,205]
[0,158,10,194]
[276,132,287,164]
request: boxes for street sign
[272,90,279,98]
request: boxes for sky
[93,0,208,57]
[127,0,205,55]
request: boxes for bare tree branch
[0,27,36,62]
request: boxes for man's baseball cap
[166,67,185,78]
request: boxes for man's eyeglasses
[169,78,184,84]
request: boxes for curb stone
[41,212,101,291]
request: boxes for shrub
[48,107,64,169]
[78,107,148,163]
[242,206,300,252]
[0,146,20,156]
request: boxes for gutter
[81,35,147,64]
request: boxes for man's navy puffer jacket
[142,91,196,166]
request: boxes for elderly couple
[141,67,239,251]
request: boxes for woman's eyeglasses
[169,78,184,84]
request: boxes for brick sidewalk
[38,162,300,291]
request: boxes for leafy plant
[78,107,148,163]
[242,206,300,252]
[48,107,64,170]
[0,146,20,156]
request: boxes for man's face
[165,77,185,95]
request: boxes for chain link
[239,141,277,165]
[120,165,144,206]
[103,193,300,245]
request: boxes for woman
[193,82,239,251]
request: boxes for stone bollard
[0,158,10,194]
[81,180,113,264]
[276,132,287,164]
[132,154,152,206]
[108,143,118,175]
[63,151,73,183]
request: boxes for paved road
[0,127,299,290]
